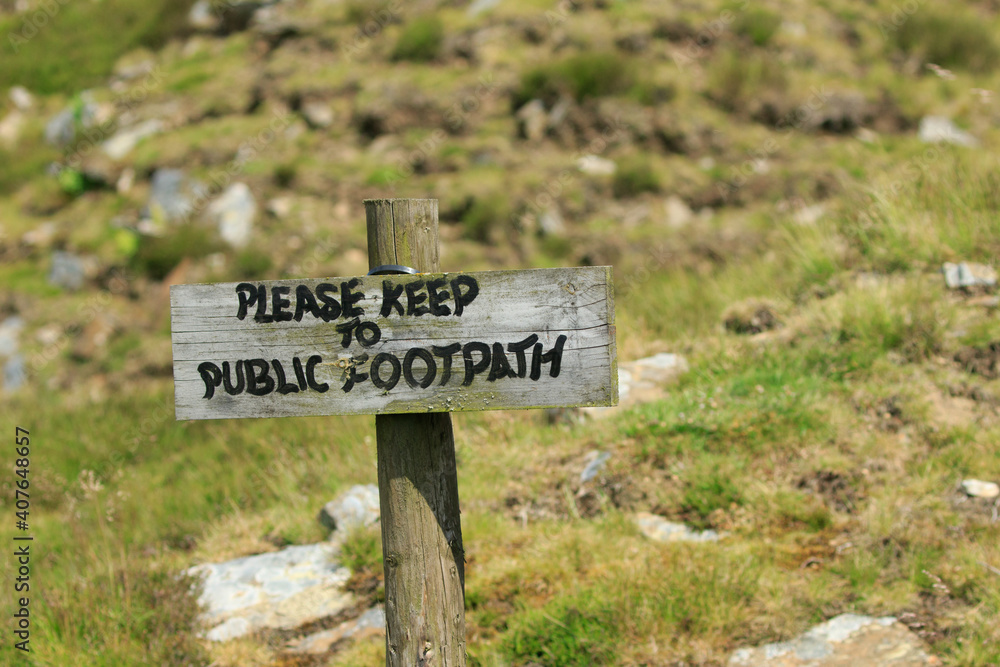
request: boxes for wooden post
[365,199,467,667]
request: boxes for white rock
[207,183,256,248]
[301,100,334,129]
[0,110,25,147]
[664,195,693,228]
[634,512,721,543]
[576,154,616,176]
[919,116,979,148]
[102,119,164,160]
[962,479,999,499]
[187,542,353,641]
[943,262,996,290]
[319,484,381,533]
[8,86,34,110]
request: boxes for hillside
[1,0,999,665]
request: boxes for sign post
[169,198,617,666]
[366,198,466,666]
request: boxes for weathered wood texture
[367,199,464,667]
[170,267,618,420]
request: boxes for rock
[919,116,978,148]
[0,316,24,357]
[583,352,688,418]
[728,614,941,666]
[0,110,25,148]
[580,451,611,484]
[287,606,386,654]
[116,167,135,195]
[961,479,999,499]
[318,484,381,533]
[793,203,827,226]
[3,355,25,392]
[301,100,335,129]
[147,169,205,223]
[664,195,693,228]
[266,196,294,219]
[634,513,721,543]
[467,0,500,17]
[72,314,115,361]
[22,222,58,248]
[943,262,996,290]
[187,542,353,642]
[207,182,256,248]
[48,252,86,291]
[576,154,616,176]
[516,99,547,142]
[102,119,164,160]
[537,207,565,236]
[45,96,98,147]
[188,0,218,31]
[8,86,34,110]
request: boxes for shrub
[705,47,786,112]
[892,9,999,73]
[612,156,660,198]
[733,8,782,47]
[392,16,444,62]
[516,52,634,107]
[131,223,220,280]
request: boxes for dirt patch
[503,452,649,523]
[797,470,860,513]
[722,298,780,335]
[954,342,1000,379]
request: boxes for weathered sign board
[170,266,617,420]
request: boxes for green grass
[0,0,197,94]
[891,8,1000,74]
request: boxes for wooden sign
[170,267,617,420]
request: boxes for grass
[0,0,197,94]
[891,8,1000,74]
[4,0,1000,664]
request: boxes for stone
[634,512,721,543]
[48,252,86,291]
[961,479,999,499]
[537,207,566,237]
[287,606,386,654]
[301,100,335,129]
[728,614,940,666]
[102,119,164,160]
[266,196,294,219]
[207,182,256,248]
[576,154,617,176]
[318,484,381,533]
[0,110,25,148]
[3,355,25,392]
[664,195,693,228]
[583,352,688,418]
[0,316,23,357]
[943,262,996,290]
[580,451,611,484]
[188,1,219,31]
[467,0,500,17]
[919,116,979,148]
[186,542,353,642]
[516,99,547,142]
[22,222,58,248]
[147,169,205,223]
[45,96,98,147]
[9,86,34,110]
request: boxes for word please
[197,334,567,397]
[235,275,480,323]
